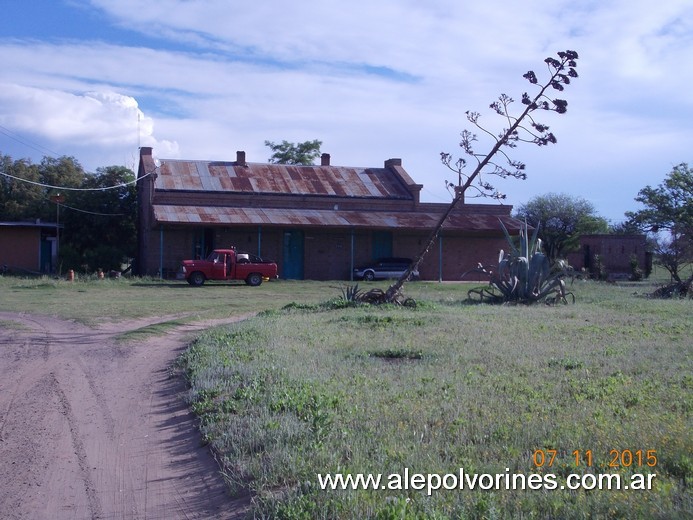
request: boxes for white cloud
[0,0,690,220]
[0,83,178,169]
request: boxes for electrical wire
[49,200,127,217]
[0,124,62,157]
[0,169,153,191]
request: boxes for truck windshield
[207,252,223,263]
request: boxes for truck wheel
[364,271,375,282]
[246,273,262,286]
[188,271,205,286]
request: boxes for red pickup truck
[180,248,278,286]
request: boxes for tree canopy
[60,166,137,272]
[1,154,85,222]
[625,163,692,283]
[513,192,607,262]
[0,153,137,273]
[264,139,322,165]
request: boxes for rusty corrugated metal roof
[155,160,413,199]
[153,205,524,232]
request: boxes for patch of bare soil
[0,311,253,520]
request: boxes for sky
[0,0,691,223]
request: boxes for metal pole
[56,202,60,275]
[258,225,262,257]
[350,228,355,281]
[50,193,65,274]
[439,233,443,282]
[159,225,164,279]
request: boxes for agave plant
[468,219,574,304]
[337,284,416,307]
[339,283,364,303]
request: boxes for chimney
[321,153,331,166]
[384,158,402,167]
[138,147,155,179]
[236,150,246,165]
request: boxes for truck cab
[180,248,278,286]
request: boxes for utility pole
[50,193,65,273]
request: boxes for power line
[49,200,127,217]
[0,169,152,191]
[0,124,62,157]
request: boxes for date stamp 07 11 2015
[532,449,658,469]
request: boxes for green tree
[61,166,137,272]
[625,163,693,283]
[38,156,85,190]
[514,193,607,262]
[264,139,322,165]
[0,154,43,220]
[0,153,137,273]
[609,220,643,235]
[0,154,85,222]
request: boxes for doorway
[282,230,304,279]
[372,231,393,260]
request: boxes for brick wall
[0,227,40,271]
[143,223,509,281]
[567,234,647,276]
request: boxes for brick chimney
[384,157,422,205]
[321,153,331,166]
[138,147,155,179]
[236,150,246,165]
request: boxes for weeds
[179,281,692,518]
[369,348,424,361]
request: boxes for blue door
[282,230,304,279]
[372,231,393,260]
[40,239,52,273]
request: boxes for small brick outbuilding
[136,147,525,280]
[567,234,650,279]
[0,221,59,274]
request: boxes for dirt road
[0,311,250,519]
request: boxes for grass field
[1,275,690,518]
[0,276,338,324]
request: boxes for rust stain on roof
[155,160,413,199]
[153,205,524,232]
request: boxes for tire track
[50,371,103,520]
[0,311,250,519]
[0,316,52,442]
[75,356,117,440]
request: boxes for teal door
[282,230,304,279]
[40,239,52,273]
[372,231,393,260]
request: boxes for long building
[136,147,523,280]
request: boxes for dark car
[353,257,419,281]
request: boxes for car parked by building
[353,257,419,281]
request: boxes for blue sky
[1,0,691,222]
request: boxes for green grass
[0,276,340,325]
[1,274,690,518]
[179,280,691,519]
[0,319,28,329]
[115,318,192,342]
